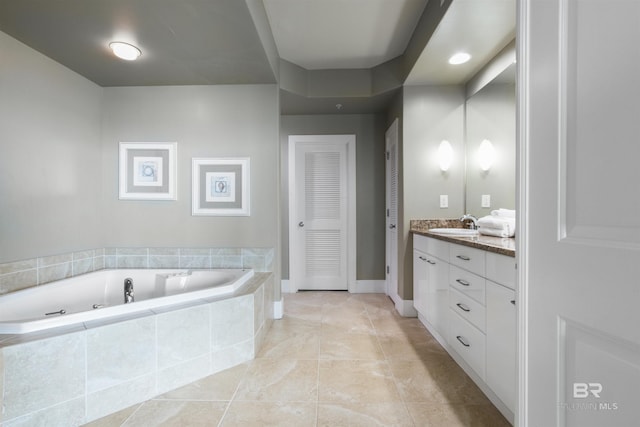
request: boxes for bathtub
[0,268,254,334]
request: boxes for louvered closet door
[294,142,348,290]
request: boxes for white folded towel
[477,215,516,237]
[491,208,516,218]
[478,227,513,238]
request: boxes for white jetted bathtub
[0,268,254,334]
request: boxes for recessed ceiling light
[448,52,471,65]
[109,42,142,61]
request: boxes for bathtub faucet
[124,278,134,303]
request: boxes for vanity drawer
[449,265,486,304]
[449,244,485,276]
[448,309,486,379]
[486,252,516,290]
[414,235,449,260]
[449,287,486,332]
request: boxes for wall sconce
[478,139,495,171]
[438,140,453,171]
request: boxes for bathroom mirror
[464,61,516,218]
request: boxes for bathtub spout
[124,278,134,303]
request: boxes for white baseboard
[351,280,386,293]
[394,297,418,317]
[281,279,292,293]
[273,299,283,319]
[282,279,385,294]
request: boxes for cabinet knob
[510,300,516,305]
[455,279,470,286]
[456,255,471,261]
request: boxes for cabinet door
[486,280,516,412]
[426,255,448,338]
[413,249,428,315]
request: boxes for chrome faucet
[124,278,134,303]
[460,214,478,230]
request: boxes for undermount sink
[428,228,479,236]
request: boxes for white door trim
[516,2,530,425]
[385,118,400,302]
[287,134,356,293]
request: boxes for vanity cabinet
[486,253,517,413]
[413,235,449,339]
[413,234,517,420]
[448,245,487,379]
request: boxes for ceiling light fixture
[109,42,142,61]
[448,52,471,65]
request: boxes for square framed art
[192,157,250,216]
[119,142,177,200]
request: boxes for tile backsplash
[0,247,274,295]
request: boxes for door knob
[389,224,396,229]
[298,221,305,227]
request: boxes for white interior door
[289,135,355,291]
[385,119,399,298]
[520,1,640,426]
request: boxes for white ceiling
[263,0,428,70]
[406,0,516,85]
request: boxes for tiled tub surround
[0,272,275,426]
[0,247,274,295]
[410,220,515,257]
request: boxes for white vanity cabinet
[413,235,449,339]
[413,233,516,422]
[448,245,487,379]
[485,252,517,413]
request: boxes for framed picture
[119,142,177,200]
[192,157,250,216]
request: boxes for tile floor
[86,292,511,426]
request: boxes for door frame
[385,119,399,300]
[287,134,357,293]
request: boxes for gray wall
[0,30,281,305]
[0,31,104,263]
[401,85,465,299]
[101,85,280,249]
[280,114,386,281]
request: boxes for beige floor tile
[317,402,415,427]
[257,316,321,359]
[234,359,318,402]
[371,316,432,337]
[319,330,385,360]
[390,358,490,405]
[406,403,511,427]
[321,309,375,334]
[378,333,447,361]
[282,300,324,322]
[83,404,141,427]
[318,359,402,404]
[121,400,228,427]
[155,363,248,401]
[284,291,349,308]
[220,401,316,427]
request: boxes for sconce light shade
[478,139,495,171]
[438,140,453,171]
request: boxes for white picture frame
[192,157,250,216]
[119,142,177,200]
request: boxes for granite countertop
[410,219,516,257]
